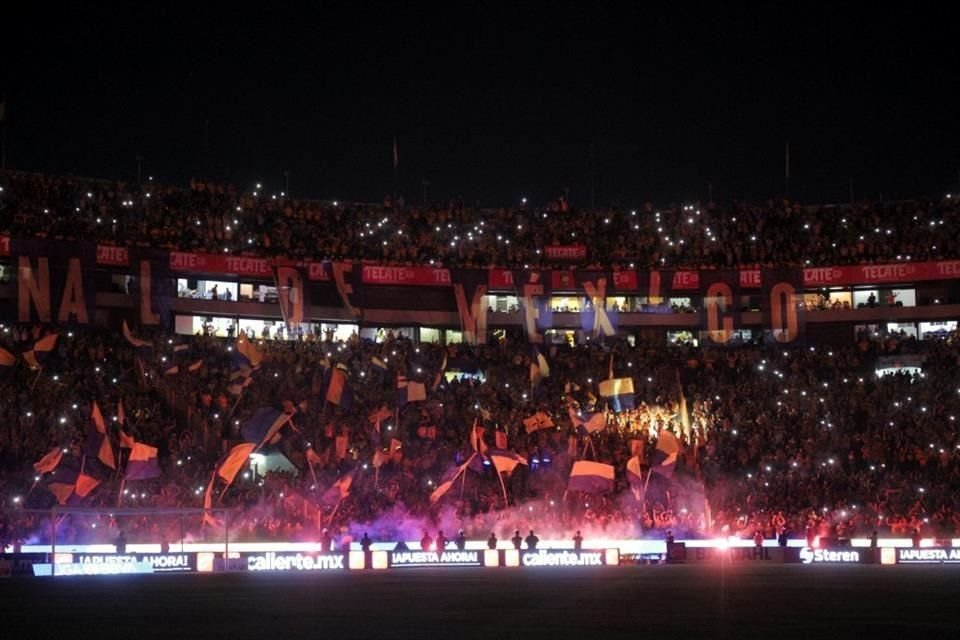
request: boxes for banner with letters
[130,248,174,328]
[451,269,489,345]
[10,238,98,324]
[573,271,617,338]
[273,265,308,326]
[244,552,349,572]
[544,245,587,261]
[3,235,960,288]
[761,268,805,346]
[5,238,960,341]
[699,271,741,347]
[329,262,366,319]
[631,269,677,312]
[512,270,553,343]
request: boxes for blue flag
[241,407,291,447]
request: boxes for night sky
[2,4,957,206]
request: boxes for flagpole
[459,453,475,499]
[215,483,231,506]
[226,385,247,421]
[113,448,125,484]
[495,469,509,508]
[117,478,126,506]
[641,467,653,503]
[28,367,43,392]
[327,496,343,526]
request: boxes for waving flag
[74,473,101,499]
[652,430,680,478]
[87,401,116,469]
[305,447,325,470]
[567,461,615,494]
[530,346,550,386]
[202,473,218,528]
[23,333,58,370]
[598,377,635,412]
[568,406,606,434]
[0,346,15,376]
[33,448,63,474]
[495,430,508,450]
[48,483,75,505]
[125,443,161,480]
[217,443,255,484]
[430,457,472,504]
[119,430,136,449]
[368,406,391,433]
[325,367,353,408]
[469,419,487,453]
[235,333,263,368]
[228,366,255,396]
[44,468,100,505]
[320,473,353,506]
[396,374,426,405]
[372,449,390,468]
[585,390,598,410]
[240,407,291,448]
[487,449,528,476]
[432,352,447,391]
[626,456,644,498]
[122,320,152,349]
[523,411,555,434]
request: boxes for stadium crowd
[1,319,959,550]
[1,169,958,270]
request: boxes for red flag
[469,419,487,453]
[75,473,101,498]
[119,430,136,449]
[33,448,63,474]
[217,443,255,484]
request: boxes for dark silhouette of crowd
[2,169,959,548]
[1,318,958,549]
[2,170,958,269]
